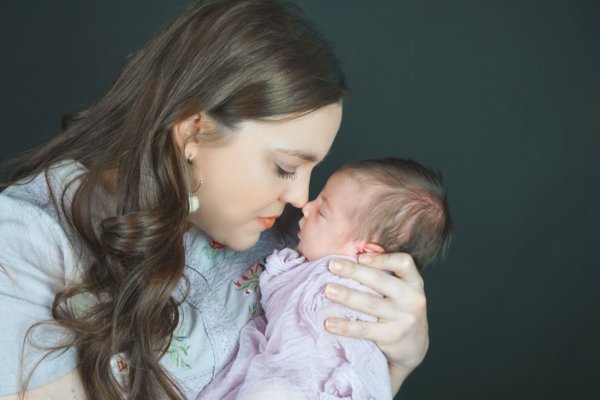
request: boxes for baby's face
[297,172,366,260]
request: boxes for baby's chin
[296,241,329,262]
[296,240,313,261]
[298,239,359,261]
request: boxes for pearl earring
[187,156,202,213]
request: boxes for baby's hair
[338,158,452,271]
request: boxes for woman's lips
[257,216,276,229]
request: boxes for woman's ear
[172,112,215,159]
[173,114,200,151]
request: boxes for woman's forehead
[236,103,342,158]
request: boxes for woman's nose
[301,200,313,217]
[281,174,310,209]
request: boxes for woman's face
[187,103,342,251]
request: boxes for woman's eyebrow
[275,148,328,163]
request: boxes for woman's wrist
[389,362,412,396]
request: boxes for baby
[197,158,452,400]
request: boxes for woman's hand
[323,252,429,394]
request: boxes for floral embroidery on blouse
[166,333,192,370]
[248,302,260,318]
[233,261,263,317]
[200,238,226,260]
[110,353,129,375]
[233,261,261,295]
[209,239,225,249]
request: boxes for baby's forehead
[329,171,380,209]
[332,170,381,195]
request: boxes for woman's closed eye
[275,164,297,180]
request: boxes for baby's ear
[355,241,385,255]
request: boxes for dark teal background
[1,1,599,399]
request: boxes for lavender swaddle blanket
[197,248,391,400]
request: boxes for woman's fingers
[324,283,397,320]
[357,252,424,288]
[328,259,402,299]
[325,251,429,372]
[328,255,424,304]
[324,314,417,343]
[324,280,425,320]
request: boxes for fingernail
[329,261,342,272]
[325,319,338,331]
[359,255,372,263]
[325,284,338,297]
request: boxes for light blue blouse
[0,160,286,398]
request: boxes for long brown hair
[4,1,346,398]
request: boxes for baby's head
[297,158,452,270]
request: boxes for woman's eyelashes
[275,164,297,180]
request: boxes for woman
[0,1,428,399]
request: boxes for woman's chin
[225,231,262,252]
[188,219,263,252]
